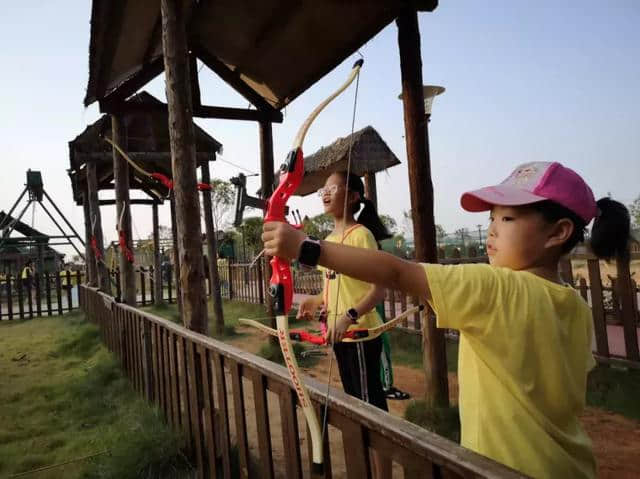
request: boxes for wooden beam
[97,99,283,123]
[82,188,97,286]
[200,160,225,334]
[86,161,110,293]
[76,151,214,162]
[192,42,281,115]
[99,199,162,206]
[397,8,449,408]
[152,203,163,306]
[161,0,209,334]
[259,120,277,340]
[112,114,136,305]
[189,53,201,107]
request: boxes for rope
[8,450,109,477]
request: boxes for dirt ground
[228,322,640,478]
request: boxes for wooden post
[170,196,182,313]
[201,160,225,335]
[82,189,98,286]
[397,8,449,408]
[364,172,378,210]
[86,161,111,294]
[152,203,164,305]
[112,115,136,306]
[160,0,208,334]
[259,119,277,344]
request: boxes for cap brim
[461,185,547,212]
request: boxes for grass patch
[0,314,193,479]
[388,330,459,372]
[587,365,640,421]
[142,299,266,339]
[404,400,461,443]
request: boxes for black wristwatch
[298,236,321,268]
[346,308,359,323]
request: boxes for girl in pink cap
[262,162,631,478]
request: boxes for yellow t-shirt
[424,263,596,479]
[320,224,383,341]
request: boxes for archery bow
[265,59,363,475]
[239,304,424,345]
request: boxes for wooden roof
[84,1,437,111]
[297,125,401,196]
[68,91,222,205]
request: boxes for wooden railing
[0,271,83,320]
[80,285,524,478]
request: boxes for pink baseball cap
[461,162,597,223]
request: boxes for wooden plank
[176,337,194,443]
[169,332,181,427]
[66,271,73,311]
[151,323,160,405]
[588,259,610,357]
[400,294,407,328]
[17,279,24,319]
[213,352,232,479]
[369,429,432,478]
[229,359,249,479]
[278,384,303,479]
[140,269,147,306]
[168,263,173,303]
[156,326,167,416]
[199,346,218,479]
[251,370,274,479]
[185,340,204,478]
[336,413,371,479]
[55,272,63,315]
[45,272,52,316]
[412,296,421,331]
[143,319,154,401]
[616,256,640,361]
[388,290,396,320]
[6,275,13,320]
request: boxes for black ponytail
[590,198,631,260]
[336,171,392,242]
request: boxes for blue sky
[1,1,638,255]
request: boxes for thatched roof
[84,1,437,110]
[68,91,222,205]
[297,126,401,196]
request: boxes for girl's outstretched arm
[263,221,429,300]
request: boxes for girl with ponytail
[265,162,631,478]
[296,171,391,414]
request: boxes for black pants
[333,336,388,412]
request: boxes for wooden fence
[0,271,83,320]
[79,285,524,478]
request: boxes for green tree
[303,213,333,239]
[238,217,263,259]
[380,214,397,235]
[435,224,447,244]
[209,179,234,229]
[630,195,640,228]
